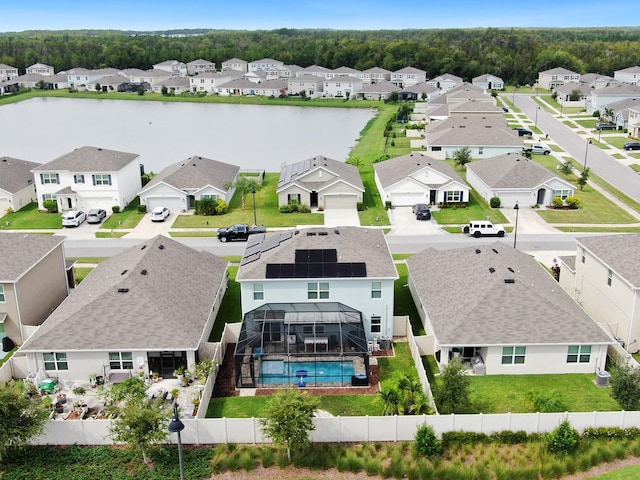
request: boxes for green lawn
[208,266,240,342]
[74,267,94,284]
[0,202,62,229]
[68,257,109,264]
[631,164,640,173]
[101,197,145,229]
[432,188,509,225]
[604,136,636,149]
[394,263,425,335]
[575,118,598,129]
[592,465,640,479]
[95,231,128,238]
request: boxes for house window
[581,248,586,264]
[201,194,218,201]
[43,352,68,371]
[445,191,462,202]
[308,282,329,300]
[501,346,526,365]
[288,194,301,204]
[371,281,382,299]
[73,174,85,184]
[567,345,591,363]
[109,352,133,370]
[40,173,59,184]
[253,283,264,301]
[92,174,112,186]
[431,146,442,151]
[478,147,484,155]
[553,189,571,200]
[607,269,613,287]
[371,316,381,334]
[0,285,5,302]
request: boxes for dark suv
[416,209,431,220]
[514,127,533,137]
[596,122,616,131]
[412,203,428,214]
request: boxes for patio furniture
[304,336,328,352]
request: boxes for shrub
[5,207,14,215]
[546,420,579,453]
[356,202,364,211]
[384,200,393,210]
[489,430,530,444]
[43,200,58,213]
[592,110,600,118]
[442,431,489,447]
[112,205,121,213]
[215,199,229,215]
[527,390,567,413]
[489,196,501,208]
[137,204,147,213]
[414,424,442,457]
[565,196,581,209]
[297,203,311,213]
[551,196,564,208]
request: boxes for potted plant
[72,386,86,406]
[151,371,159,382]
[54,402,64,414]
[57,392,67,404]
[171,388,180,400]
[42,396,53,410]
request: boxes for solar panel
[351,263,367,277]
[280,231,293,241]
[309,263,323,277]
[240,252,261,266]
[337,263,352,277]
[323,262,337,277]
[295,249,309,263]
[266,264,281,279]
[309,249,323,262]
[323,249,337,263]
[244,244,262,257]
[280,264,295,278]
[294,263,309,278]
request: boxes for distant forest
[1,28,639,85]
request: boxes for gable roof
[360,81,400,94]
[237,227,397,281]
[0,157,40,194]
[615,66,640,74]
[425,116,522,147]
[577,234,640,287]
[374,152,465,190]
[277,155,364,193]
[472,73,504,83]
[467,153,571,189]
[32,146,139,172]
[142,155,239,193]
[20,235,228,352]
[394,66,426,75]
[407,242,612,346]
[593,83,640,95]
[540,67,579,76]
[0,233,64,282]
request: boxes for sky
[0,0,637,32]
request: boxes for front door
[429,190,437,204]
[310,191,318,207]
[147,351,187,378]
[187,195,195,209]
[537,188,546,205]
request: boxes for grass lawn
[95,231,128,238]
[593,465,640,479]
[101,197,144,229]
[630,152,640,159]
[432,188,509,225]
[556,226,640,232]
[575,118,598,129]
[394,264,425,335]
[550,144,564,152]
[605,136,636,149]
[0,202,61,229]
[208,266,240,342]
[631,164,640,172]
[74,267,94,284]
[68,257,109,264]
[612,153,626,159]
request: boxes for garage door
[146,196,184,213]
[324,195,357,209]
[390,193,426,207]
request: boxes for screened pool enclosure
[234,302,370,388]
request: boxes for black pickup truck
[217,224,266,242]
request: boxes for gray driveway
[388,206,445,235]
[323,208,361,228]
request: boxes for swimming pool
[259,360,355,386]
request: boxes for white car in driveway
[150,206,170,222]
[61,210,86,227]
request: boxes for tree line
[1,27,639,85]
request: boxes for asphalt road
[515,94,640,203]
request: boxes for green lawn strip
[74,267,94,284]
[67,257,109,264]
[587,171,640,215]
[101,197,144,229]
[500,95,521,113]
[591,139,611,150]
[630,152,640,159]
[169,231,218,237]
[556,226,640,232]
[394,264,425,335]
[377,342,415,391]
[604,136,636,149]
[563,120,579,128]
[95,231,128,238]
[576,119,598,128]
[464,374,619,413]
[550,144,564,152]
[209,266,240,342]
[591,465,640,480]
[222,256,242,263]
[432,186,509,226]
[631,164,640,172]
[392,253,413,260]
[0,202,61,229]
[612,153,626,159]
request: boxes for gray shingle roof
[143,156,239,193]
[277,156,364,192]
[0,157,40,194]
[374,152,465,190]
[467,153,569,189]
[20,235,228,352]
[237,227,397,281]
[541,67,579,76]
[407,242,612,346]
[0,233,64,282]
[593,83,640,95]
[577,234,640,287]
[32,146,139,172]
[426,116,522,147]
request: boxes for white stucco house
[374,152,469,206]
[189,71,242,94]
[537,67,580,90]
[277,156,364,210]
[236,226,398,342]
[0,157,40,213]
[357,81,400,101]
[221,58,248,73]
[31,146,142,212]
[0,63,19,81]
[153,60,187,77]
[359,67,391,84]
[427,73,464,92]
[323,75,363,99]
[614,66,640,85]
[26,63,55,76]
[186,59,216,75]
[287,74,324,98]
[586,83,640,115]
[466,153,576,208]
[65,68,121,88]
[391,66,427,88]
[559,234,640,354]
[629,105,640,137]
[472,74,504,91]
[19,235,228,382]
[139,155,240,213]
[407,242,613,375]
[248,58,284,72]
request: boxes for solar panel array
[267,248,366,278]
[240,230,294,266]
[277,157,312,188]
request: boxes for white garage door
[146,196,184,213]
[324,195,357,209]
[390,193,426,207]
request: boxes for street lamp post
[583,139,592,172]
[534,106,540,130]
[251,186,257,227]
[513,202,520,249]
[168,404,185,480]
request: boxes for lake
[0,97,374,172]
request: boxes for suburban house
[26,63,55,76]
[31,146,142,212]
[121,68,172,89]
[332,66,361,79]
[586,83,640,115]
[415,115,523,159]
[359,67,391,84]
[248,58,284,72]
[559,234,640,354]
[357,81,400,101]
[301,65,333,80]
[19,235,229,382]
[277,156,364,210]
[0,233,70,347]
[466,153,576,208]
[189,71,242,94]
[139,155,240,212]
[216,78,288,97]
[186,59,216,75]
[472,74,504,91]
[601,98,640,130]
[614,66,640,85]
[236,226,398,342]
[265,64,302,80]
[580,73,614,90]
[65,68,121,88]
[0,63,19,81]
[537,67,580,90]
[554,82,590,108]
[374,152,469,206]
[323,75,363,99]
[629,105,640,137]
[397,82,439,102]
[221,58,248,73]
[407,242,613,375]
[427,73,464,92]
[391,66,427,88]
[287,74,324,98]
[0,157,40,213]
[152,77,190,94]
[152,60,187,77]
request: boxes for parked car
[513,127,533,137]
[522,144,551,155]
[150,206,170,222]
[86,208,107,224]
[462,220,505,238]
[412,203,429,214]
[623,141,640,151]
[596,122,616,131]
[416,209,432,221]
[217,224,267,242]
[61,210,86,227]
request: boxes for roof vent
[475,249,481,254]
[334,229,340,235]
[306,232,316,236]
[489,267,495,273]
[140,245,147,250]
[120,269,128,275]
[492,248,499,254]
[504,279,515,284]
[294,230,299,235]
[117,288,129,293]
[141,269,147,275]
[158,244,164,249]
[97,148,102,151]
[508,267,515,273]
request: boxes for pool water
[259,360,355,385]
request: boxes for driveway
[126,212,173,238]
[323,208,361,228]
[388,206,445,235]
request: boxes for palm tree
[225,176,260,210]
[398,374,422,414]
[379,388,401,416]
